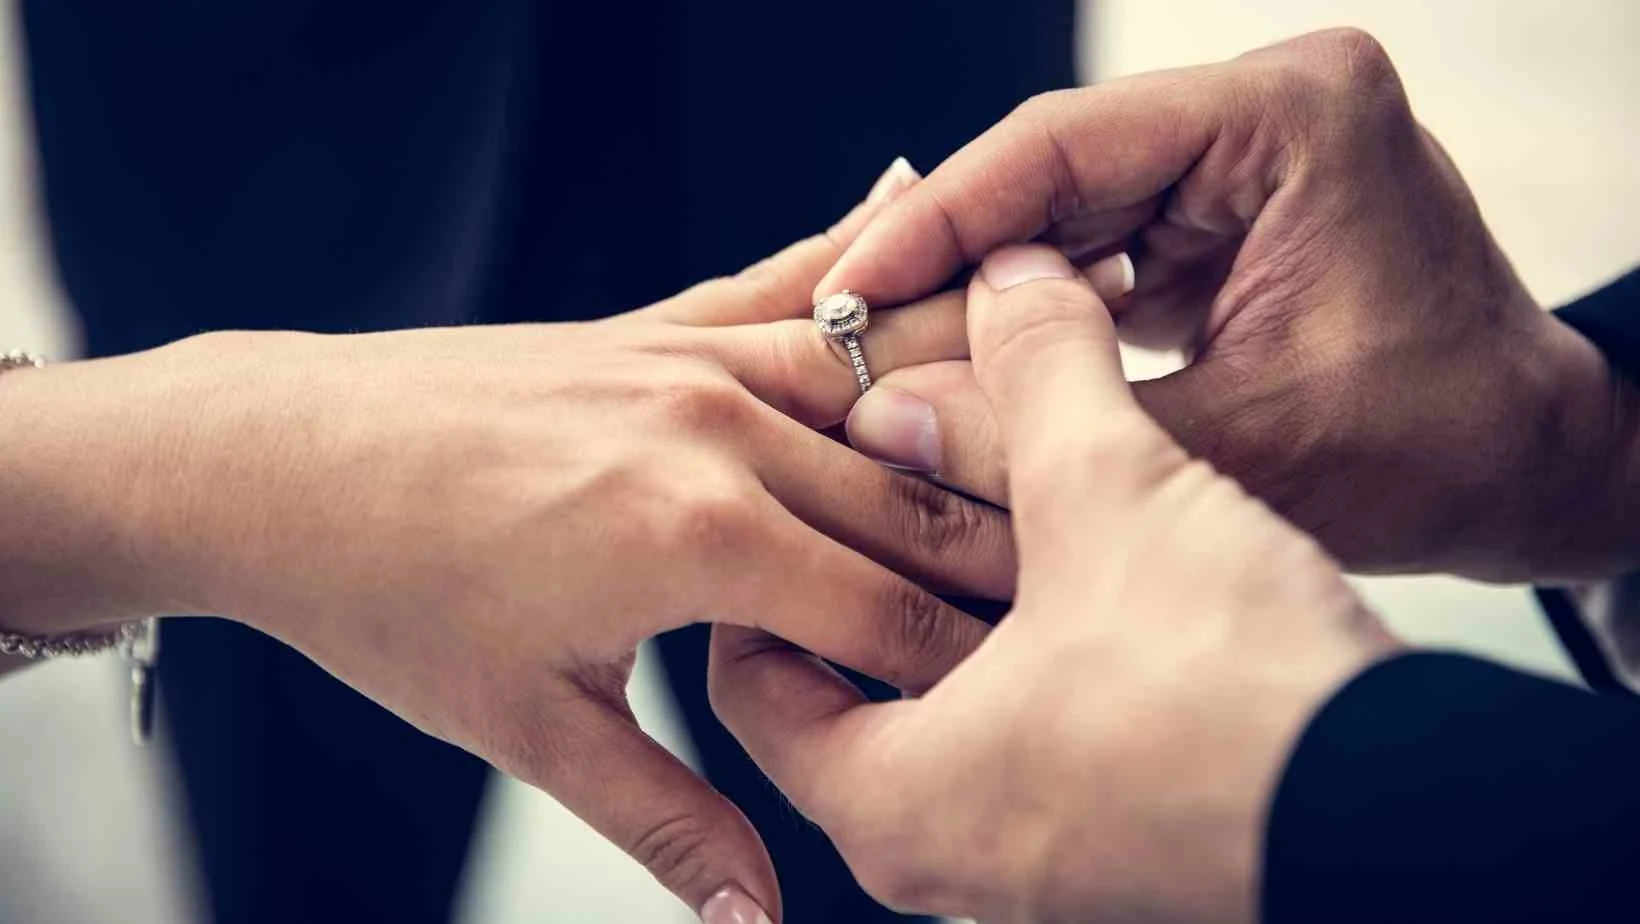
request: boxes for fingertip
[1086,251,1135,302]
[866,156,920,206]
[700,885,775,924]
[812,227,879,303]
[977,243,1082,292]
[825,157,923,257]
[845,386,941,473]
[534,700,781,921]
[815,188,970,308]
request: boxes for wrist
[108,330,315,626]
[1513,313,1640,581]
[0,353,175,633]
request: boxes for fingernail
[1086,252,1136,301]
[846,387,941,473]
[980,244,1077,292]
[866,156,919,205]
[700,886,773,924]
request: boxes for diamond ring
[813,290,872,394]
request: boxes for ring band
[840,335,871,392]
[814,290,873,394]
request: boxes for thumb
[845,252,1137,504]
[521,697,779,923]
[967,244,1181,556]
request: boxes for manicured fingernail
[846,387,941,473]
[980,244,1077,291]
[866,156,919,205]
[1087,252,1136,300]
[700,886,773,924]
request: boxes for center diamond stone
[818,293,859,321]
[815,291,869,340]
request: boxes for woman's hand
[713,245,1401,923]
[0,170,1008,921]
[828,28,1640,583]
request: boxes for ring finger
[709,288,970,429]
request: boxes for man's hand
[830,28,1640,583]
[714,245,1401,923]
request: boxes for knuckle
[1009,87,1074,123]
[652,374,756,437]
[732,252,781,290]
[1262,28,1407,126]
[627,811,718,890]
[889,474,991,558]
[898,469,970,548]
[663,477,761,559]
[1318,27,1396,88]
[655,276,740,321]
[730,248,807,308]
[873,577,959,678]
[1005,94,1082,223]
[1262,60,1331,126]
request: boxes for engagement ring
[814,290,872,394]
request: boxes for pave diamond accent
[843,336,872,393]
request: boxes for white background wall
[1,2,1635,922]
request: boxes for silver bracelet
[0,620,143,658]
[0,349,44,373]
[0,350,162,744]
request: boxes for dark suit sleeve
[1262,652,1640,923]
[1555,268,1640,372]
[1541,269,1640,694]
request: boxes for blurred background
[0,1,1634,922]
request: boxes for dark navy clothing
[1266,652,1640,923]
[1267,271,1640,923]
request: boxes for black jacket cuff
[1262,652,1640,924]
[1540,270,1640,695]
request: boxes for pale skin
[0,163,1026,923]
